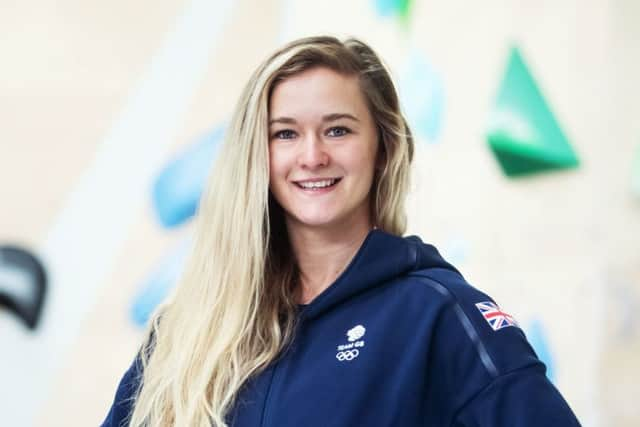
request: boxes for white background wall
[0,1,638,425]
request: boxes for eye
[326,126,350,137]
[273,129,297,140]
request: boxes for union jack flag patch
[475,301,519,331]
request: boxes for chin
[288,211,341,228]
[294,216,338,228]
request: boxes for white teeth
[298,179,337,189]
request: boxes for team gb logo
[336,324,367,362]
[347,324,366,342]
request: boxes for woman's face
[268,66,379,233]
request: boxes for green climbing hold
[373,0,413,22]
[487,47,579,177]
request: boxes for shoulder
[101,325,158,427]
[403,266,481,306]
[389,267,579,425]
[101,354,143,426]
[402,267,541,377]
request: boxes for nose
[297,133,329,169]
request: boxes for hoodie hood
[300,229,460,320]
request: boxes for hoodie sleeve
[100,354,142,427]
[452,364,581,427]
[413,269,581,426]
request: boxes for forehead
[269,67,369,119]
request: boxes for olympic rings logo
[336,349,359,361]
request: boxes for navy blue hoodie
[102,229,581,426]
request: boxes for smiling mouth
[293,178,342,190]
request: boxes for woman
[102,36,581,426]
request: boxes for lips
[293,177,342,190]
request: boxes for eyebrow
[268,113,359,126]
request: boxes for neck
[287,218,373,305]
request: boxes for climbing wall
[0,0,638,425]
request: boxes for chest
[229,307,442,427]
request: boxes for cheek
[350,146,378,181]
[268,148,288,189]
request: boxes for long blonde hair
[127,36,414,427]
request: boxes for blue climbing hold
[526,318,555,382]
[130,238,191,326]
[399,51,445,143]
[152,125,225,228]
